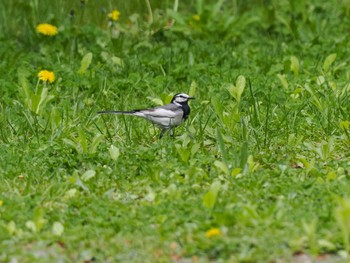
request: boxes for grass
[1,0,350,262]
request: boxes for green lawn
[1,0,350,262]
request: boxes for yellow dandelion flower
[38,70,55,83]
[205,228,221,238]
[36,23,58,36]
[192,14,200,21]
[108,10,121,21]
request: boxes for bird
[98,93,195,138]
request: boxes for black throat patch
[181,103,190,120]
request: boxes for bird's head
[171,93,195,105]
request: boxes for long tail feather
[97,110,136,115]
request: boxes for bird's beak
[189,97,195,100]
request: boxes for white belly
[145,114,183,129]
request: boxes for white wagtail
[98,93,195,138]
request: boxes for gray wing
[136,103,184,128]
[154,103,183,113]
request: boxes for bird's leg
[159,129,166,139]
[169,128,175,137]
